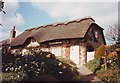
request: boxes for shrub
[85,59,120,82]
[2,71,26,82]
[57,56,77,68]
[97,68,120,82]
[108,51,117,60]
[2,49,79,81]
[107,51,118,69]
[57,56,79,80]
[94,44,106,59]
[85,59,99,72]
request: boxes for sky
[0,0,119,45]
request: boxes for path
[78,65,101,82]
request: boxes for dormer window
[31,38,36,43]
[95,31,98,38]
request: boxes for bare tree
[106,24,120,43]
[0,0,5,14]
[0,0,5,26]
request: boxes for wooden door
[70,45,80,64]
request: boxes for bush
[85,59,99,72]
[2,49,79,81]
[97,68,120,82]
[108,51,117,59]
[57,56,77,68]
[107,51,118,69]
[94,44,106,59]
[2,71,26,82]
[85,59,120,82]
[57,56,79,80]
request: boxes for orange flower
[108,51,117,59]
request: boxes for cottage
[10,17,106,65]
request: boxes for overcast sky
[0,0,119,45]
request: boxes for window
[51,47,62,56]
[95,31,98,38]
[94,31,98,42]
[31,38,36,43]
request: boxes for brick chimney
[10,26,16,43]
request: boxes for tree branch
[105,24,119,42]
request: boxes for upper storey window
[95,31,98,38]
[31,38,36,43]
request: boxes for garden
[1,48,80,82]
[85,44,120,82]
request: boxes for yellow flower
[102,64,105,67]
[116,48,120,51]
[31,61,36,65]
[62,65,66,69]
[46,54,51,58]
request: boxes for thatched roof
[0,39,10,46]
[10,17,98,46]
